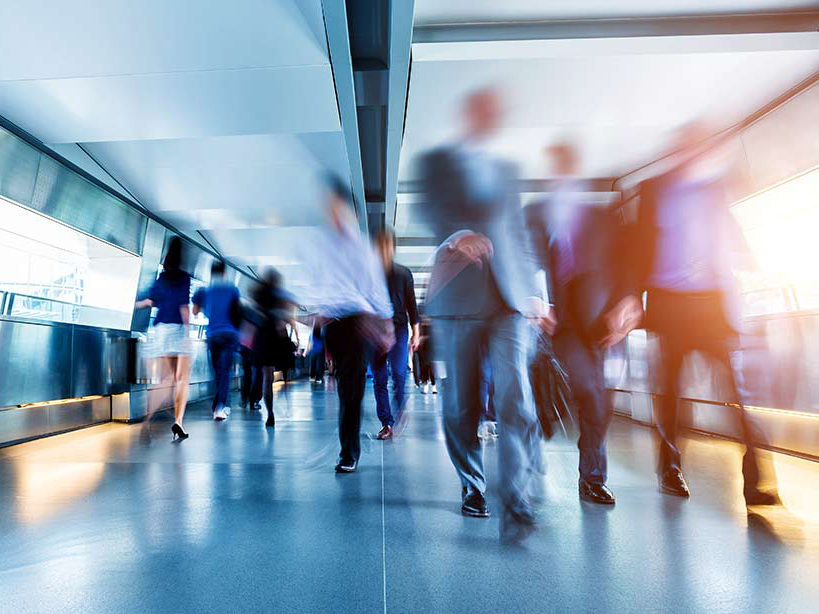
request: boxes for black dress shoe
[265,413,275,427]
[461,489,490,518]
[579,480,615,504]
[744,489,781,506]
[659,468,690,497]
[500,505,537,544]
[335,460,357,473]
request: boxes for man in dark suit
[418,88,542,542]
[526,142,640,505]
[625,124,779,505]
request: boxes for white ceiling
[414,0,819,24]
[396,5,819,281]
[400,43,819,183]
[0,0,345,291]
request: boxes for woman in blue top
[135,237,193,440]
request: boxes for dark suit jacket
[418,146,537,318]
[526,198,629,344]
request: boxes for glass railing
[0,290,130,330]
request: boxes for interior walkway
[0,380,817,613]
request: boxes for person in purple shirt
[626,123,779,505]
[135,237,193,441]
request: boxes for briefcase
[529,332,576,439]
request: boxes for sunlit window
[732,166,819,316]
[0,196,141,329]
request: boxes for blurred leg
[656,333,686,473]
[174,355,192,426]
[554,329,609,483]
[434,318,486,495]
[326,317,368,463]
[488,313,541,512]
[372,351,393,427]
[390,327,409,418]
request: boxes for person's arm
[405,269,421,351]
[191,287,204,317]
[182,277,192,327]
[135,278,160,310]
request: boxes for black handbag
[529,332,576,439]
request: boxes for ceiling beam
[397,177,618,193]
[413,11,819,44]
[384,0,416,229]
[321,0,368,233]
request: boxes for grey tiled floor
[0,379,817,613]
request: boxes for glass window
[0,196,141,329]
[732,166,819,316]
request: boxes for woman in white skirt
[136,237,193,440]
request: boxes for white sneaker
[223,406,231,416]
[423,383,429,394]
[213,408,228,421]
[431,384,438,394]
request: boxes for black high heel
[171,423,189,441]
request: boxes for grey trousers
[434,313,541,511]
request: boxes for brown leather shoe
[376,425,393,440]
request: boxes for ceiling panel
[0,66,340,143]
[415,0,819,24]
[0,0,327,81]
[400,48,819,180]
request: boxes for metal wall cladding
[0,126,147,255]
[30,156,146,255]
[131,219,168,332]
[0,319,72,406]
[0,131,39,205]
[0,396,110,447]
[0,319,130,407]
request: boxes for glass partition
[0,196,141,329]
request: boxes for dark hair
[374,227,396,248]
[211,260,226,276]
[163,237,183,274]
[325,173,353,204]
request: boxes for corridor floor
[0,380,817,613]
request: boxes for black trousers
[650,290,767,492]
[325,316,368,464]
[554,327,610,484]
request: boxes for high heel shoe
[171,423,189,441]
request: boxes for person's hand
[541,306,557,336]
[600,295,642,348]
[450,233,493,268]
[410,333,420,353]
[526,297,556,335]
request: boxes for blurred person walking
[299,176,393,473]
[193,260,242,422]
[371,229,420,440]
[418,88,542,542]
[135,237,193,441]
[626,123,779,505]
[251,268,299,428]
[527,142,639,505]
[309,319,326,384]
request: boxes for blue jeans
[434,314,541,510]
[208,333,237,411]
[372,326,409,427]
